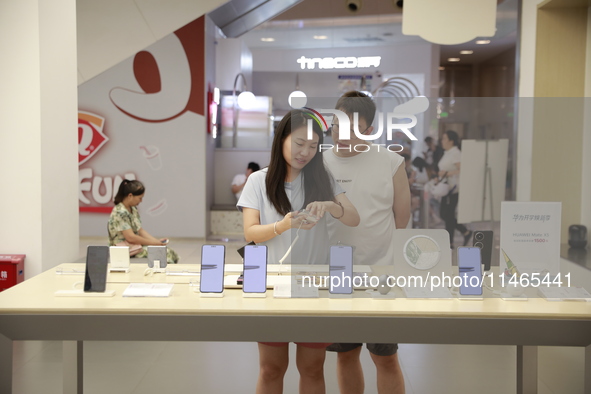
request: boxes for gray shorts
[326,343,398,356]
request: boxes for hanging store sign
[296,56,381,70]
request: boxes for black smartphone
[458,247,483,296]
[329,245,353,294]
[200,245,225,293]
[237,241,256,259]
[84,246,109,292]
[243,245,267,293]
[148,245,167,268]
[472,230,493,271]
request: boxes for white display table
[0,263,590,394]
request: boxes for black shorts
[326,343,398,356]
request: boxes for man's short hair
[248,162,260,172]
[335,91,376,126]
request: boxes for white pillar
[0,0,79,278]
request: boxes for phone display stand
[109,267,129,273]
[197,290,224,298]
[366,290,396,299]
[329,293,353,299]
[243,292,267,298]
[500,292,528,301]
[151,260,166,274]
[54,289,115,297]
[456,295,484,301]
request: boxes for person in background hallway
[437,130,472,248]
[232,162,260,200]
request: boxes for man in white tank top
[324,91,411,394]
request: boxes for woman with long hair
[238,109,359,394]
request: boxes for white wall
[205,15,218,234]
[76,0,227,84]
[215,38,253,92]
[78,19,207,238]
[0,0,79,277]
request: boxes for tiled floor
[9,237,588,393]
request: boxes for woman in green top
[108,179,179,264]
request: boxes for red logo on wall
[78,111,108,165]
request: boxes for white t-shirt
[437,146,461,193]
[237,168,344,266]
[231,173,247,200]
[323,145,404,266]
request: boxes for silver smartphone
[200,245,225,293]
[109,246,130,269]
[147,245,167,269]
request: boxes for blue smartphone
[243,245,267,293]
[200,245,225,293]
[329,245,353,294]
[458,247,483,296]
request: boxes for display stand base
[500,292,528,301]
[329,293,353,299]
[457,295,484,301]
[366,290,396,299]
[109,267,129,273]
[55,290,115,297]
[243,292,267,298]
[197,291,224,298]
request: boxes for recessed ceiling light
[260,37,275,42]
[475,40,490,44]
[439,66,445,71]
[448,58,460,62]
[313,35,328,40]
[460,50,473,55]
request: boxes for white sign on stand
[500,202,561,276]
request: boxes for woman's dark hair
[266,110,334,216]
[412,156,427,171]
[444,130,460,148]
[114,179,145,205]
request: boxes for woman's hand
[278,211,316,231]
[305,201,335,219]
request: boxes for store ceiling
[240,0,518,65]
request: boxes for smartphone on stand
[243,245,267,293]
[84,246,109,292]
[458,247,483,296]
[200,245,225,293]
[329,245,353,294]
